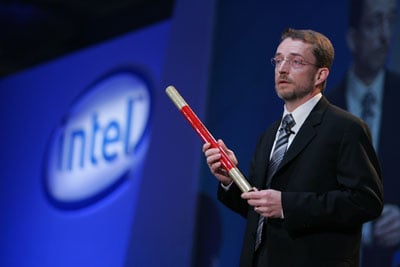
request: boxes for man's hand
[241,189,283,218]
[202,139,236,186]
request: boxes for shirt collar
[282,93,322,134]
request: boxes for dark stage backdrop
[195,1,399,267]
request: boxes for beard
[275,75,315,101]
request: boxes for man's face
[274,38,320,102]
[352,0,397,73]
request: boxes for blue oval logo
[44,71,151,209]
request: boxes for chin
[277,91,295,101]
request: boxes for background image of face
[353,0,397,77]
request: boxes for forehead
[275,38,314,58]
[363,0,397,16]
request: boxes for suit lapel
[275,97,328,175]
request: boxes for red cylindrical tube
[179,105,236,171]
[166,85,253,192]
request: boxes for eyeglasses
[271,56,318,69]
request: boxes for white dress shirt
[270,93,322,159]
[221,93,323,192]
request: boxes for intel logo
[45,71,151,209]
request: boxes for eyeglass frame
[271,55,320,69]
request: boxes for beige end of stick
[165,86,187,110]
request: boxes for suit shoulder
[385,71,400,96]
[386,70,400,83]
[325,102,370,135]
[326,102,357,120]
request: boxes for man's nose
[278,59,290,72]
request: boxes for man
[328,0,400,266]
[203,28,383,267]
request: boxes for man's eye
[292,59,302,65]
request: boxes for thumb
[217,139,228,150]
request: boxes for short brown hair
[281,28,335,70]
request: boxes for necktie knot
[281,114,296,135]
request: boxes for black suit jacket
[218,96,383,267]
[328,71,400,267]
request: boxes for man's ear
[315,67,329,87]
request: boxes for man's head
[273,28,333,110]
[280,29,335,72]
[347,0,398,82]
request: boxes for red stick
[166,86,253,192]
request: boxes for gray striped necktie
[255,113,295,250]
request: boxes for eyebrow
[274,52,305,58]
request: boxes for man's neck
[285,90,321,112]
